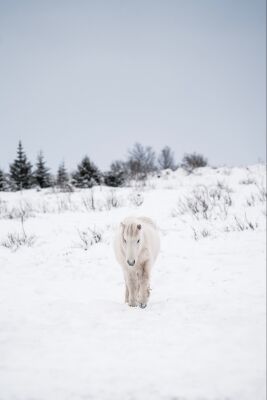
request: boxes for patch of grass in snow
[82,189,97,211]
[0,198,8,216]
[221,168,232,176]
[246,194,257,207]
[1,215,36,250]
[77,227,103,250]
[192,227,211,241]
[256,182,267,203]
[56,193,77,213]
[48,183,75,193]
[104,190,123,210]
[225,214,259,232]
[172,184,232,221]
[128,191,144,207]
[1,232,36,250]
[245,185,266,210]
[2,200,35,220]
[239,177,257,185]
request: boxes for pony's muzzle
[127,259,135,266]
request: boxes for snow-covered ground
[0,165,266,400]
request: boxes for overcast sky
[0,0,266,172]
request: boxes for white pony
[113,216,160,308]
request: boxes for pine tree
[57,162,69,187]
[34,151,51,188]
[9,141,33,190]
[104,161,125,187]
[72,156,101,188]
[0,169,7,191]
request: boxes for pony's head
[121,221,143,267]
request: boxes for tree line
[0,141,208,191]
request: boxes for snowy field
[0,165,266,400]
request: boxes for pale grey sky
[0,0,266,172]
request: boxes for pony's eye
[137,239,140,244]
[123,238,126,244]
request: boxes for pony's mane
[122,218,140,237]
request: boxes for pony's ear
[137,224,142,230]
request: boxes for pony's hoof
[128,302,138,307]
[139,303,147,309]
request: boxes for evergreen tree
[34,151,51,188]
[104,161,125,187]
[9,141,33,190]
[56,162,69,187]
[72,156,101,188]
[0,169,7,191]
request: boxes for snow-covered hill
[0,165,266,400]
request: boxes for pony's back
[138,216,157,230]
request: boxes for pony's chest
[138,248,150,265]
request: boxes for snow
[0,165,266,400]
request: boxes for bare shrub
[7,207,24,219]
[181,152,208,173]
[189,188,209,219]
[0,198,8,217]
[225,215,258,232]
[173,185,232,220]
[209,184,232,215]
[105,190,122,210]
[239,177,257,185]
[222,168,232,176]
[256,182,267,203]
[246,194,256,207]
[39,200,51,213]
[5,201,34,220]
[192,227,211,241]
[57,183,74,193]
[173,187,210,220]
[1,215,36,250]
[127,143,157,179]
[171,198,189,217]
[158,146,176,170]
[77,227,102,250]
[1,232,36,250]
[56,194,76,212]
[216,180,233,193]
[82,190,96,211]
[129,191,144,207]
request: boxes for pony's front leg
[124,284,129,303]
[127,273,138,307]
[139,263,151,308]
